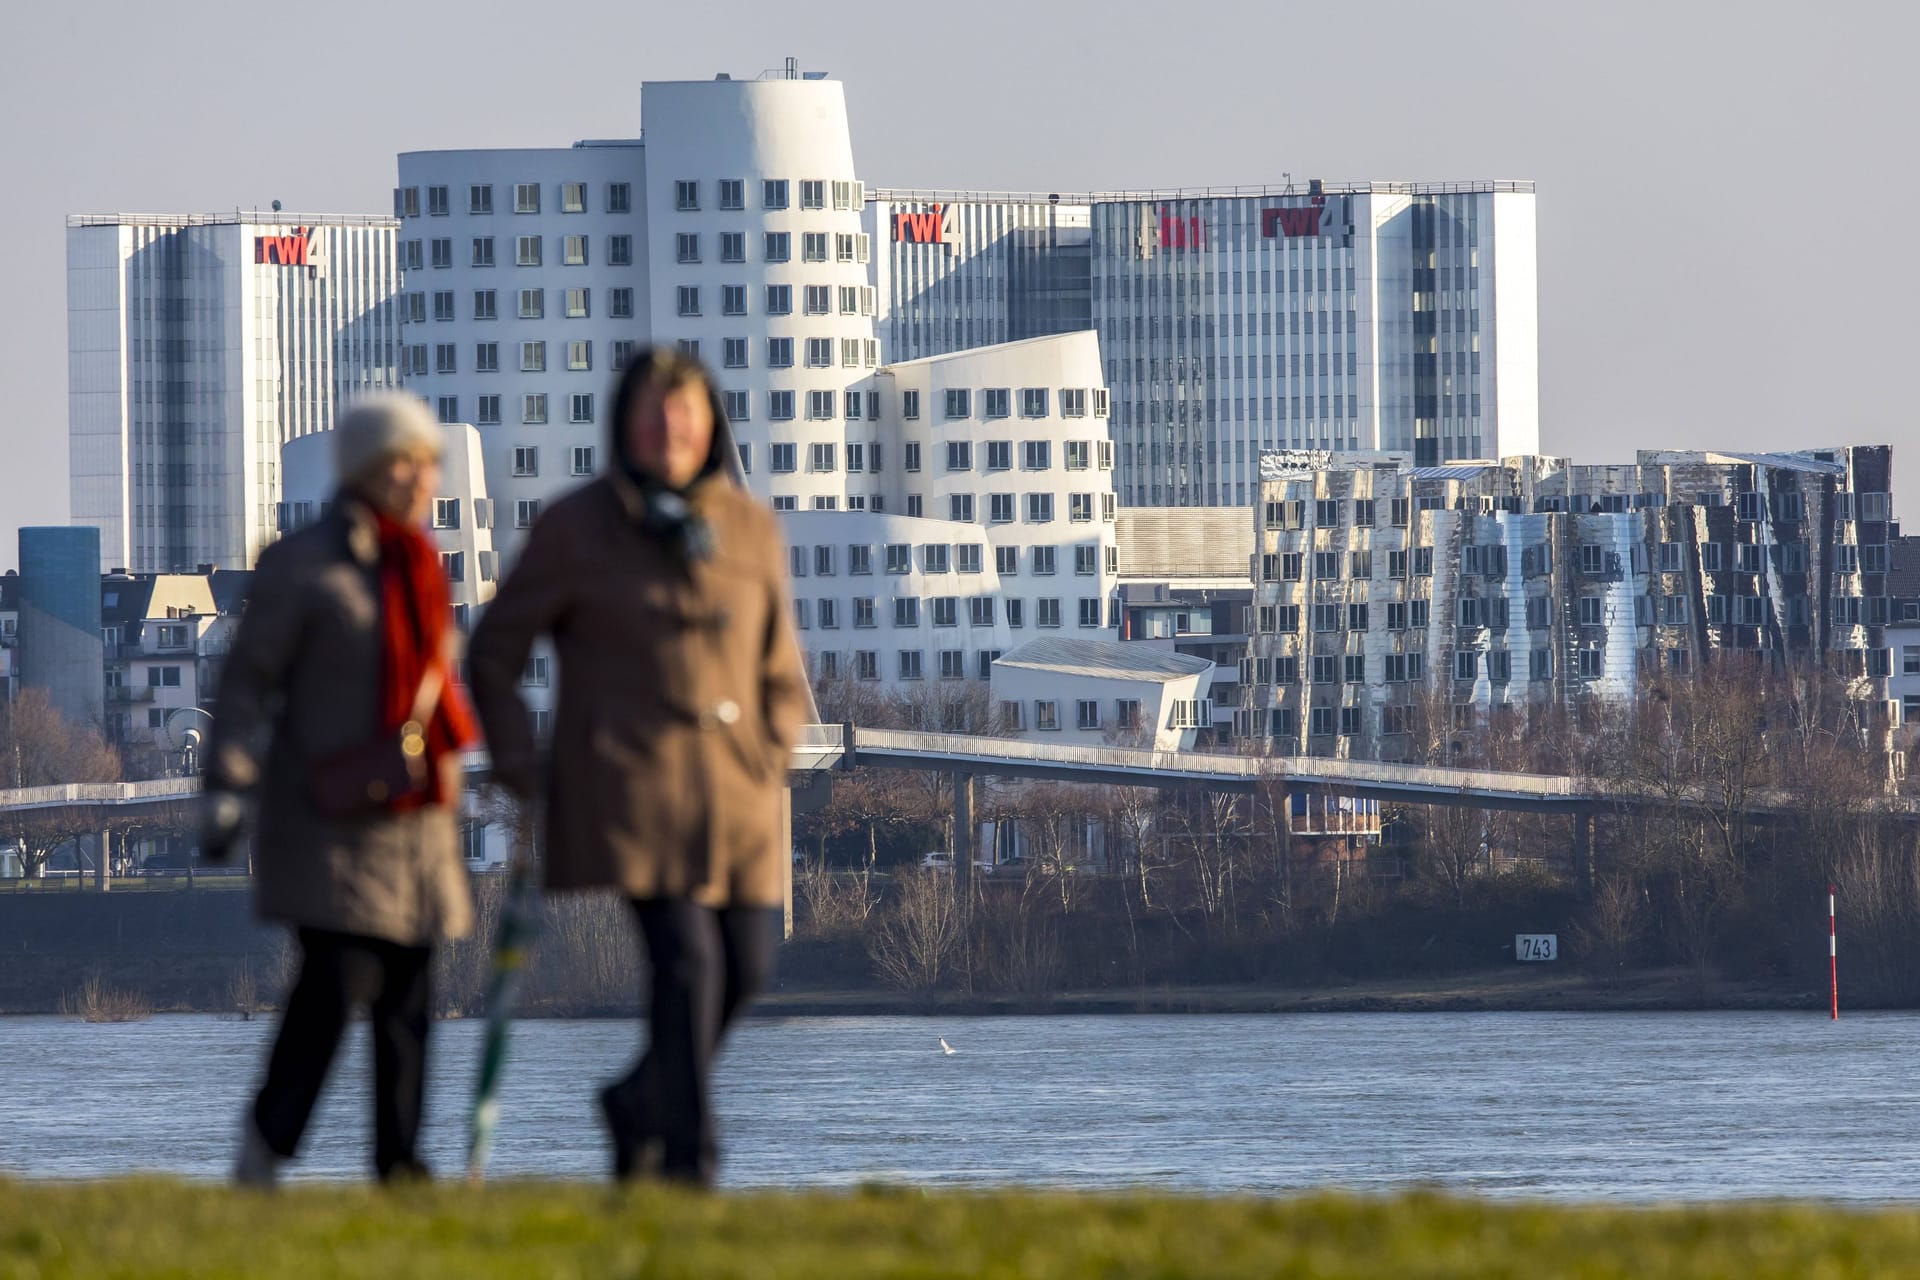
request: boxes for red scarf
[374,511,480,809]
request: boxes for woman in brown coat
[202,392,480,1186]
[468,348,807,1185]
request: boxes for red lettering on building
[1261,198,1328,239]
[254,228,313,266]
[1157,208,1203,251]
[892,207,946,244]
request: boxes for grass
[4,1181,1920,1278]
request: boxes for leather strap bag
[308,662,446,819]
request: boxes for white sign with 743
[1515,934,1558,962]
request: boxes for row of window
[788,542,1115,579]
[903,387,1110,421]
[1262,491,1895,529]
[672,178,863,213]
[673,230,870,265]
[396,182,634,218]
[674,283,876,317]
[1252,591,1797,635]
[401,235,631,271]
[401,286,634,324]
[405,339,617,377]
[420,391,600,426]
[794,595,1112,631]
[999,698,1151,732]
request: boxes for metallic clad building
[17,526,104,729]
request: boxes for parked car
[919,851,995,874]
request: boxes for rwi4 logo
[254,227,329,274]
[1261,196,1329,239]
[1157,207,1204,251]
[892,204,958,247]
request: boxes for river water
[3,1011,1917,1200]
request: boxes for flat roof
[869,180,1533,207]
[996,637,1212,683]
[68,212,396,229]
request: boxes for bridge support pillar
[952,771,975,924]
[1572,807,1593,895]
[779,786,794,941]
[96,828,112,893]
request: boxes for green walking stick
[468,819,541,1183]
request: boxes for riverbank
[4,1180,1918,1278]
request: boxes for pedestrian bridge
[0,726,1892,820]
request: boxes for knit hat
[333,393,444,485]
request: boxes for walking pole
[1828,883,1839,1022]
[468,806,542,1183]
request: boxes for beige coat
[467,469,807,907]
[204,504,473,945]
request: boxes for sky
[1,0,1913,571]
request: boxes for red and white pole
[1829,883,1839,1022]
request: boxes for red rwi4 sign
[1158,208,1203,251]
[892,205,956,245]
[255,228,315,265]
[1262,196,1329,238]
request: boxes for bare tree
[0,689,123,878]
[869,868,964,994]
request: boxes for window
[764,232,790,262]
[944,388,972,419]
[902,389,921,420]
[433,498,461,530]
[1069,494,1093,522]
[853,650,879,681]
[608,235,633,265]
[762,179,789,209]
[514,499,542,529]
[563,287,590,319]
[518,288,544,319]
[675,232,699,263]
[674,179,698,211]
[722,337,748,369]
[1034,700,1060,732]
[473,289,497,319]
[470,237,495,267]
[522,656,550,687]
[1020,388,1049,417]
[984,441,1013,472]
[1022,441,1051,470]
[904,442,921,472]
[1032,546,1057,576]
[1037,599,1062,628]
[435,342,457,373]
[1354,499,1376,527]
[802,232,828,262]
[1065,441,1090,470]
[766,284,792,314]
[475,395,500,425]
[1074,545,1098,576]
[607,182,631,213]
[1027,494,1055,523]
[804,285,831,314]
[931,597,958,627]
[572,446,595,476]
[515,235,542,267]
[1061,388,1087,417]
[897,650,924,680]
[512,446,539,477]
[566,340,592,371]
[885,544,912,574]
[430,238,452,268]
[1078,599,1102,627]
[473,341,498,372]
[984,388,1010,418]
[945,441,973,472]
[555,181,585,214]
[809,442,837,471]
[569,393,594,424]
[469,184,493,215]
[723,390,749,421]
[770,443,797,473]
[893,598,920,627]
[806,336,833,367]
[767,337,793,368]
[519,340,546,372]
[1577,648,1603,678]
[676,286,699,316]
[988,493,1016,523]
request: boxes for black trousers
[253,927,434,1180]
[609,900,778,1183]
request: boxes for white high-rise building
[875,182,1539,508]
[67,213,400,574]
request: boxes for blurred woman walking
[202,392,479,1186]
[469,348,807,1186]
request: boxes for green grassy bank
[4,1181,1919,1279]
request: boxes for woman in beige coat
[469,348,807,1185]
[202,393,480,1186]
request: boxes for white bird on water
[939,1038,957,1055]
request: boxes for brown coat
[467,469,808,907]
[204,503,473,946]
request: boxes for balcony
[106,686,155,704]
